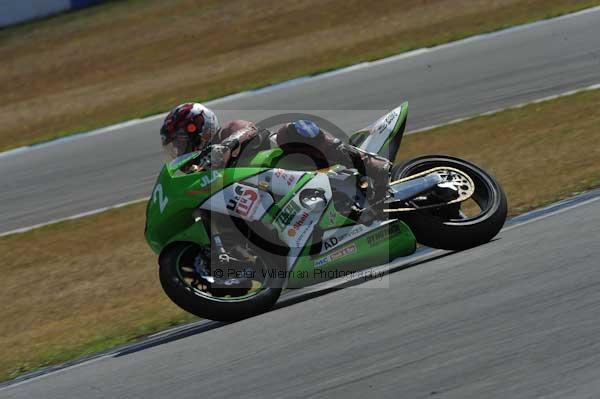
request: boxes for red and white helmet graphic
[160,103,220,160]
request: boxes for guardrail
[0,0,103,28]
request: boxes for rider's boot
[363,153,392,205]
[339,144,392,205]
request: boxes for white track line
[502,196,600,232]
[408,83,600,134]
[0,354,115,390]
[1,5,599,160]
[0,197,148,237]
[3,81,600,237]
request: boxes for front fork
[208,219,228,262]
[194,208,235,264]
[192,209,253,292]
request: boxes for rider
[159,103,392,201]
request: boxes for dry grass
[0,203,197,381]
[396,89,600,216]
[1,0,600,151]
[1,88,600,381]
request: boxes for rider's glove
[210,144,232,169]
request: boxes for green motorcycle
[145,103,507,321]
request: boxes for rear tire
[159,242,283,321]
[392,155,507,250]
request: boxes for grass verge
[2,88,600,381]
[1,0,600,151]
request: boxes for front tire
[159,242,283,321]
[392,155,508,250]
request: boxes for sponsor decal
[314,243,357,268]
[327,208,337,226]
[293,218,315,247]
[344,225,365,241]
[200,170,222,188]
[186,189,206,196]
[274,201,301,231]
[324,236,338,250]
[226,184,259,217]
[376,110,399,134]
[323,225,366,252]
[314,256,329,268]
[330,243,357,261]
[287,211,309,237]
[365,223,402,247]
[274,168,298,186]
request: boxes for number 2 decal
[153,184,169,213]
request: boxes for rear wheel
[391,155,507,250]
[159,242,284,321]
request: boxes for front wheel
[391,155,508,250]
[159,242,284,321]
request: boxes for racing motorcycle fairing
[145,162,271,253]
[349,102,408,161]
[145,154,417,287]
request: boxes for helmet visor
[162,133,193,162]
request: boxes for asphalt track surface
[2,7,600,234]
[2,191,599,398]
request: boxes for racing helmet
[160,103,220,160]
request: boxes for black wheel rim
[174,244,271,302]
[398,159,499,224]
